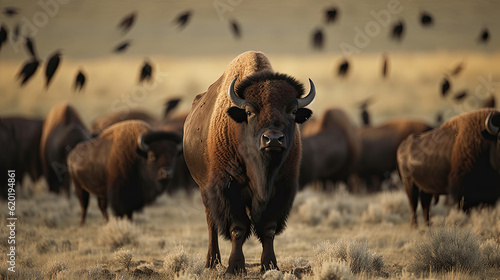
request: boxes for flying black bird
[45,51,61,88]
[391,20,404,41]
[17,59,39,86]
[483,95,496,109]
[113,40,131,53]
[118,11,136,33]
[3,7,19,17]
[359,98,373,127]
[337,59,349,77]
[173,10,191,29]
[478,28,490,44]
[0,25,7,52]
[230,19,241,38]
[453,90,468,101]
[450,61,464,76]
[74,70,86,92]
[435,112,443,125]
[312,28,324,50]
[325,7,338,23]
[139,60,152,84]
[25,36,38,59]
[441,77,451,98]
[420,11,433,26]
[382,54,388,78]
[164,98,181,118]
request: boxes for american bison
[40,103,91,197]
[91,110,157,135]
[67,120,182,225]
[352,119,433,192]
[397,108,500,227]
[0,117,44,198]
[299,108,361,190]
[183,51,315,274]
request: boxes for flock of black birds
[0,6,245,92]
[0,5,493,98]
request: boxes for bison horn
[137,133,149,152]
[297,78,316,108]
[228,76,245,108]
[485,112,500,136]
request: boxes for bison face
[137,131,182,183]
[226,73,315,155]
[483,111,500,171]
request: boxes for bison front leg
[226,222,249,275]
[205,209,221,268]
[258,223,278,272]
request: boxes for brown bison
[299,108,361,190]
[397,109,500,227]
[352,119,433,192]
[91,110,157,135]
[67,120,182,225]
[183,51,315,274]
[40,103,91,197]
[0,117,44,198]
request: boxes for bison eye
[246,111,252,117]
[292,110,297,115]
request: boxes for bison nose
[261,130,286,151]
[158,168,174,181]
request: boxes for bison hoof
[225,266,247,276]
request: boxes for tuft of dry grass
[98,217,140,249]
[114,249,133,271]
[481,239,500,268]
[314,239,383,275]
[315,261,354,280]
[163,244,204,278]
[408,227,484,275]
[43,258,68,279]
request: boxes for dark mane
[235,71,306,99]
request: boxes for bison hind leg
[98,197,109,222]
[74,183,89,226]
[420,191,433,226]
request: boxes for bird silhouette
[0,25,7,52]
[359,98,374,127]
[173,10,191,29]
[164,98,181,118]
[337,59,349,77]
[325,7,338,23]
[441,77,451,98]
[483,95,496,109]
[420,12,433,26]
[25,36,38,59]
[230,19,241,39]
[391,20,404,41]
[74,70,86,92]
[450,61,464,76]
[3,7,19,17]
[139,60,153,84]
[45,51,61,88]
[453,90,468,101]
[118,11,136,33]
[478,28,490,44]
[13,23,20,41]
[113,40,131,53]
[382,54,388,78]
[312,28,324,50]
[17,59,40,86]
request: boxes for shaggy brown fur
[91,110,158,135]
[397,108,500,227]
[184,51,313,274]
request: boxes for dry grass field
[1,178,500,279]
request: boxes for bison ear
[295,108,312,124]
[481,130,498,141]
[227,107,247,123]
[136,147,149,158]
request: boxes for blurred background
[1,0,499,125]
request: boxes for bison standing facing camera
[68,120,181,225]
[183,51,315,275]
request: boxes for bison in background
[352,119,433,192]
[68,120,182,225]
[397,109,500,228]
[299,108,361,190]
[0,117,44,198]
[40,103,91,197]
[183,51,315,274]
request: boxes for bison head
[227,72,315,153]
[483,111,500,170]
[137,131,182,182]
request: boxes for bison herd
[2,51,500,275]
